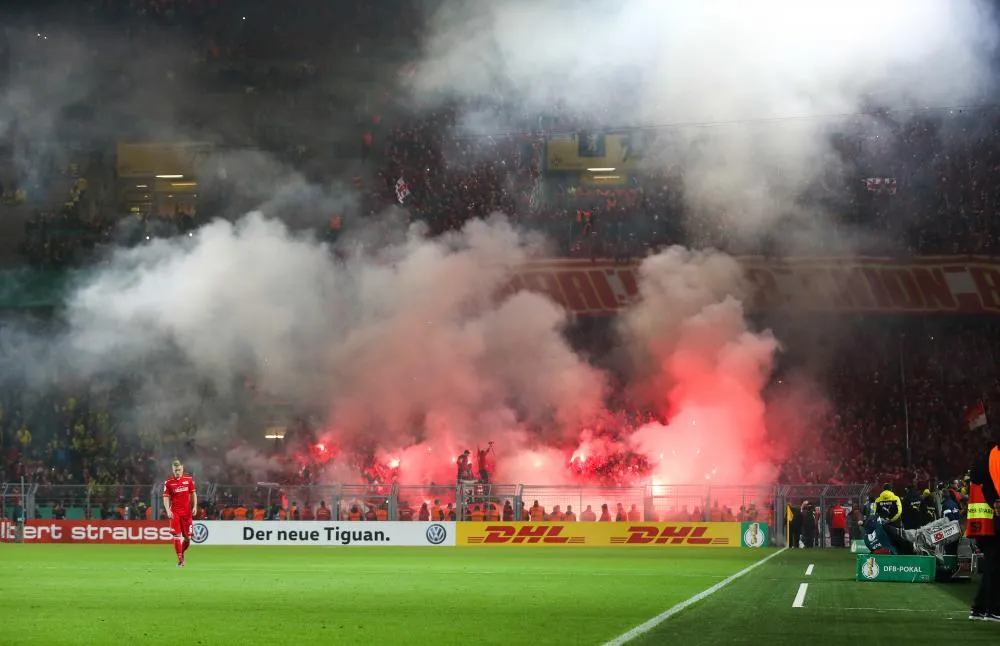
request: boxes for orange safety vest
[967,446,1000,538]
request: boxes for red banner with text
[3,520,174,544]
[511,257,1000,315]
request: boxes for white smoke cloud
[413,0,998,236]
[8,1,993,489]
[50,213,607,483]
[397,0,1000,486]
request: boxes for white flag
[395,177,410,204]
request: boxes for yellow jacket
[874,490,903,522]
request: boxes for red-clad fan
[162,459,197,568]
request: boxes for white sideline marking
[792,583,808,608]
[600,548,787,646]
[805,564,814,576]
[843,607,968,614]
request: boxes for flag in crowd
[863,177,897,194]
[395,177,410,204]
[962,400,987,430]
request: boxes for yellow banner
[545,133,641,173]
[456,522,741,547]
[116,142,213,178]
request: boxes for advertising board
[855,554,936,583]
[7,520,173,544]
[456,522,745,547]
[190,521,456,547]
[508,258,1000,315]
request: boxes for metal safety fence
[4,481,878,547]
[774,484,874,548]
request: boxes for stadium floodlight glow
[155,174,183,179]
[265,433,285,440]
[171,182,197,187]
[586,167,615,172]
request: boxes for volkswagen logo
[425,523,447,545]
[191,523,209,544]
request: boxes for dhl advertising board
[544,132,642,173]
[457,522,769,548]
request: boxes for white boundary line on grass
[842,607,968,614]
[600,548,788,646]
[805,564,814,576]
[792,583,808,608]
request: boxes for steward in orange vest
[967,429,1000,620]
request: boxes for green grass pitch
[0,545,996,645]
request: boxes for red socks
[182,538,190,553]
[174,538,184,561]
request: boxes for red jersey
[163,475,196,516]
[830,505,847,530]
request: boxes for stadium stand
[1,0,999,536]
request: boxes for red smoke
[299,242,785,488]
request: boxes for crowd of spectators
[373,105,1000,259]
[2,315,998,495]
[4,2,1000,500]
[773,317,1000,487]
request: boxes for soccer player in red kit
[163,459,197,567]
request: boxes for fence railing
[2,481,876,535]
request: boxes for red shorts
[170,513,193,538]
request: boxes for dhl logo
[466,525,586,545]
[610,525,730,545]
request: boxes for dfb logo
[861,557,880,580]
[743,523,765,548]
[425,524,448,545]
[191,523,209,544]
